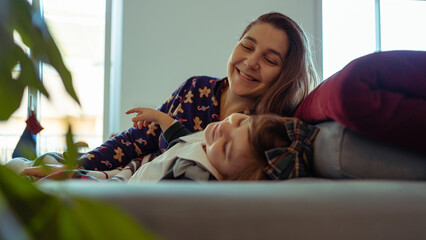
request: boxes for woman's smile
[237,68,259,82]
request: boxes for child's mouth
[212,123,219,140]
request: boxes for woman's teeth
[239,71,258,82]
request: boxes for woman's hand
[126,107,174,132]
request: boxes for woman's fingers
[125,107,144,114]
[127,107,157,129]
[133,120,150,129]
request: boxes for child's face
[204,113,257,179]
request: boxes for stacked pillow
[294,50,426,179]
[295,50,426,154]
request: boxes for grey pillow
[313,121,426,180]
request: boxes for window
[322,0,426,79]
[380,0,426,51]
[0,0,106,163]
[40,0,106,154]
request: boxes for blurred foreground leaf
[1,0,158,239]
[0,165,158,240]
[0,0,79,120]
[63,125,78,169]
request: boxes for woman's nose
[244,54,260,71]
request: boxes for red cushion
[294,50,426,154]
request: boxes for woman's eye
[265,57,278,65]
[241,44,252,51]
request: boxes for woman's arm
[126,107,174,132]
[77,77,200,171]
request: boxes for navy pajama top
[79,76,226,171]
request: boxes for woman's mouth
[238,69,259,82]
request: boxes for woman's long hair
[241,12,320,116]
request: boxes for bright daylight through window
[0,0,105,162]
[322,0,426,79]
[39,0,106,154]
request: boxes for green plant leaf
[1,0,80,108]
[63,125,79,169]
[0,26,25,120]
[0,164,159,240]
[68,198,159,240]
[1,1,159,239]
[0,193,32,240]
[16,46,49,97]
[0,165,57,238]
[0,73,25,120]
[0,39,49,120]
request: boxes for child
[15,108,318,181]
[126,107,319,182]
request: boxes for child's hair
[229,114,292,180]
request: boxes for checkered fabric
[263,119,319,180]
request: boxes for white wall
[105,0,322,137]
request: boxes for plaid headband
[263,119,319,180]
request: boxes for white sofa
[39,179,426,240]
[38,121,426,240]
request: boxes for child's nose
[218,121,231,136]
[228,113,245,126]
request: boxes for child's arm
[126,107,174,132]
[162,121,192,149]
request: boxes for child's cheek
[206,142,223,164]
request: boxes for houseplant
[0,0,156,239]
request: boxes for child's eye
[237,119,244,127]
[238,118,247,127]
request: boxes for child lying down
[125,108,319,181]
[16,109,319,181]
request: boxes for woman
[21,11,319,176]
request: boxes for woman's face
[227,23,289,99]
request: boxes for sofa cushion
[294,50,426,154]
[38,180,426,240]
[313,121,426,180]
